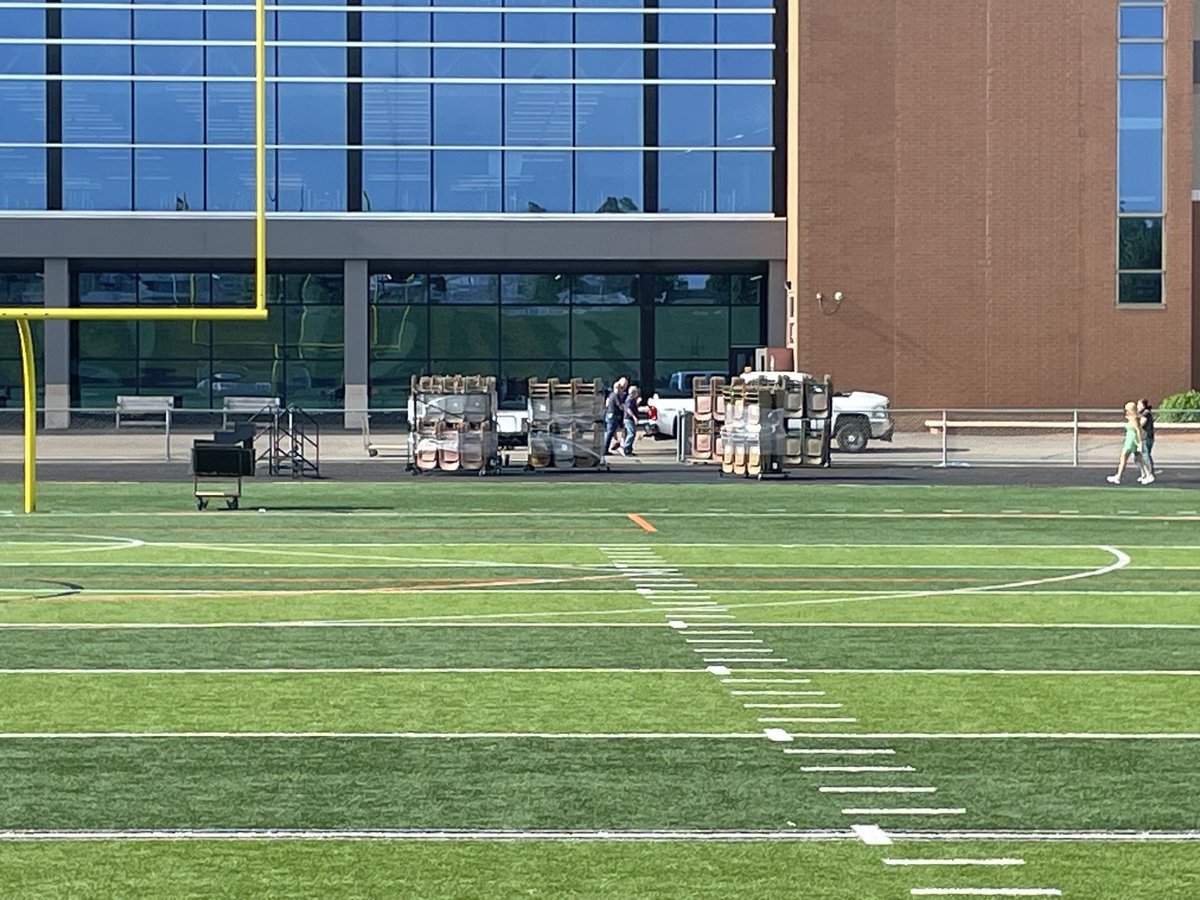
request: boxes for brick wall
[790,0,1195,408]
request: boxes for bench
[222,395,282,428]
[115,395,175,429]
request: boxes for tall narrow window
[1117,2,1165,304]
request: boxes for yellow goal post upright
[0,0,268,513]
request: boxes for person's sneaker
[1105,475,1120,485]
[1142,474,1155,485]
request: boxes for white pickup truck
[646,371,894,453]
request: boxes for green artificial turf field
[1,479,1199,898]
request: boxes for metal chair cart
[191,441,254,509]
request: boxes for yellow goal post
[2,0,269,512]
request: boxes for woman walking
[1106,401,1154,485]
[1137,398,1156,481]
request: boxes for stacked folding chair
[408,375,501,475]
[689,375,726,461]
[719,373,833,479]
[526,377,607,470]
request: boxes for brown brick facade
[788,0,1194,408]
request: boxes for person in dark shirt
[1137,398,1156,481]
[602,376,628,456]
[620,385,642,456]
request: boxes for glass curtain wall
[1117,1,1165,304]
[1,0,776,212]
[72,268,343,407]
[0,268,46,406]
[368,268,762,407]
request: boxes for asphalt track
[2,458,1196,488]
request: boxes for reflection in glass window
[0,150,46,210]
[656,307,729,358]
[433,151,501,212]
[63,149,132,210]
[501,275,569,305]
[1118,272,1163,304]
[371,273,429,305]
[431,274,498,305]
[1118,6,1163,38]
[572,274,637,305]
[363,151,432,211]
[434,85,501,145]
[576,86,642,147]
[430,305,499,357]
[506,85,572,146]
[660,151,714,213]
[505,151,572,212]
[0,272,45,306]
[576,151,641,213]
[502,306,570,359]
[1118,43,1164,76]
[656,274,730,305]
[206,150,256,211]
[63,83,131,141]
[717,151,771,212]
[364,85,432,144]
[717,85,771,146]
[135,83,203,143]
[660,86,715,147]
[1117,80,1163,213]
[277,150,346,212]
[571,307,639,359]
[135,149,204,211]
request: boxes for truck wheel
[835,418,870,453]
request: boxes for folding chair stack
[526,377,607,470]
[719,373,833,479]
[408,374,502,475]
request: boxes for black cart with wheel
[191,441,254,510]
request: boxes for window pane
[363,150,432,212]
[0,83,45,142]
[430,305,499,357]
[63,82,131,141]
[1118,6,1164,39]
[571,306,639,358]
[63,149,132,210]
[434,85,501,145]
[433,151,501,211]
[1118,80,1163,212]
[139,319,210,359]
[572,274,637,305]
[371,273,429,305]
[659,150,714,212]
[135,82,203,143]
[206,83,254,144]
[501,275,569,305]
[363,85,432,144]
[506,47,571,78]
[717,150,771,212]
[370,359,427,409]
[731,304,760,345]
[1118,272,1162,304]
[660,85,715,147]
[576,85,642,147]
[656,274,731,304]
[431,274,498,305]
[656,306,729,357]
[279,84,346,144]
[732,274,764,305]
[505,151,572,212]
[78,320,137,359]
[206,149,255,210]
[506,84,572,146]
[277,150,346,211]
[371,305,429,358]
[498,359,569,407]
[0,272,44,305]
[1119,216,1163,270]
[78,272,137,306]
[576,151,642,213]
[717,85,771,146]
[501,306,569,358]
[135,148,204,210]
[0,149,45,209]
[1119,42,1164,76]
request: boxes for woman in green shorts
[1106,401,1154,485]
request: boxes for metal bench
[115,395,175,429]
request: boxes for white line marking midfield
[884,859,1024,867]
